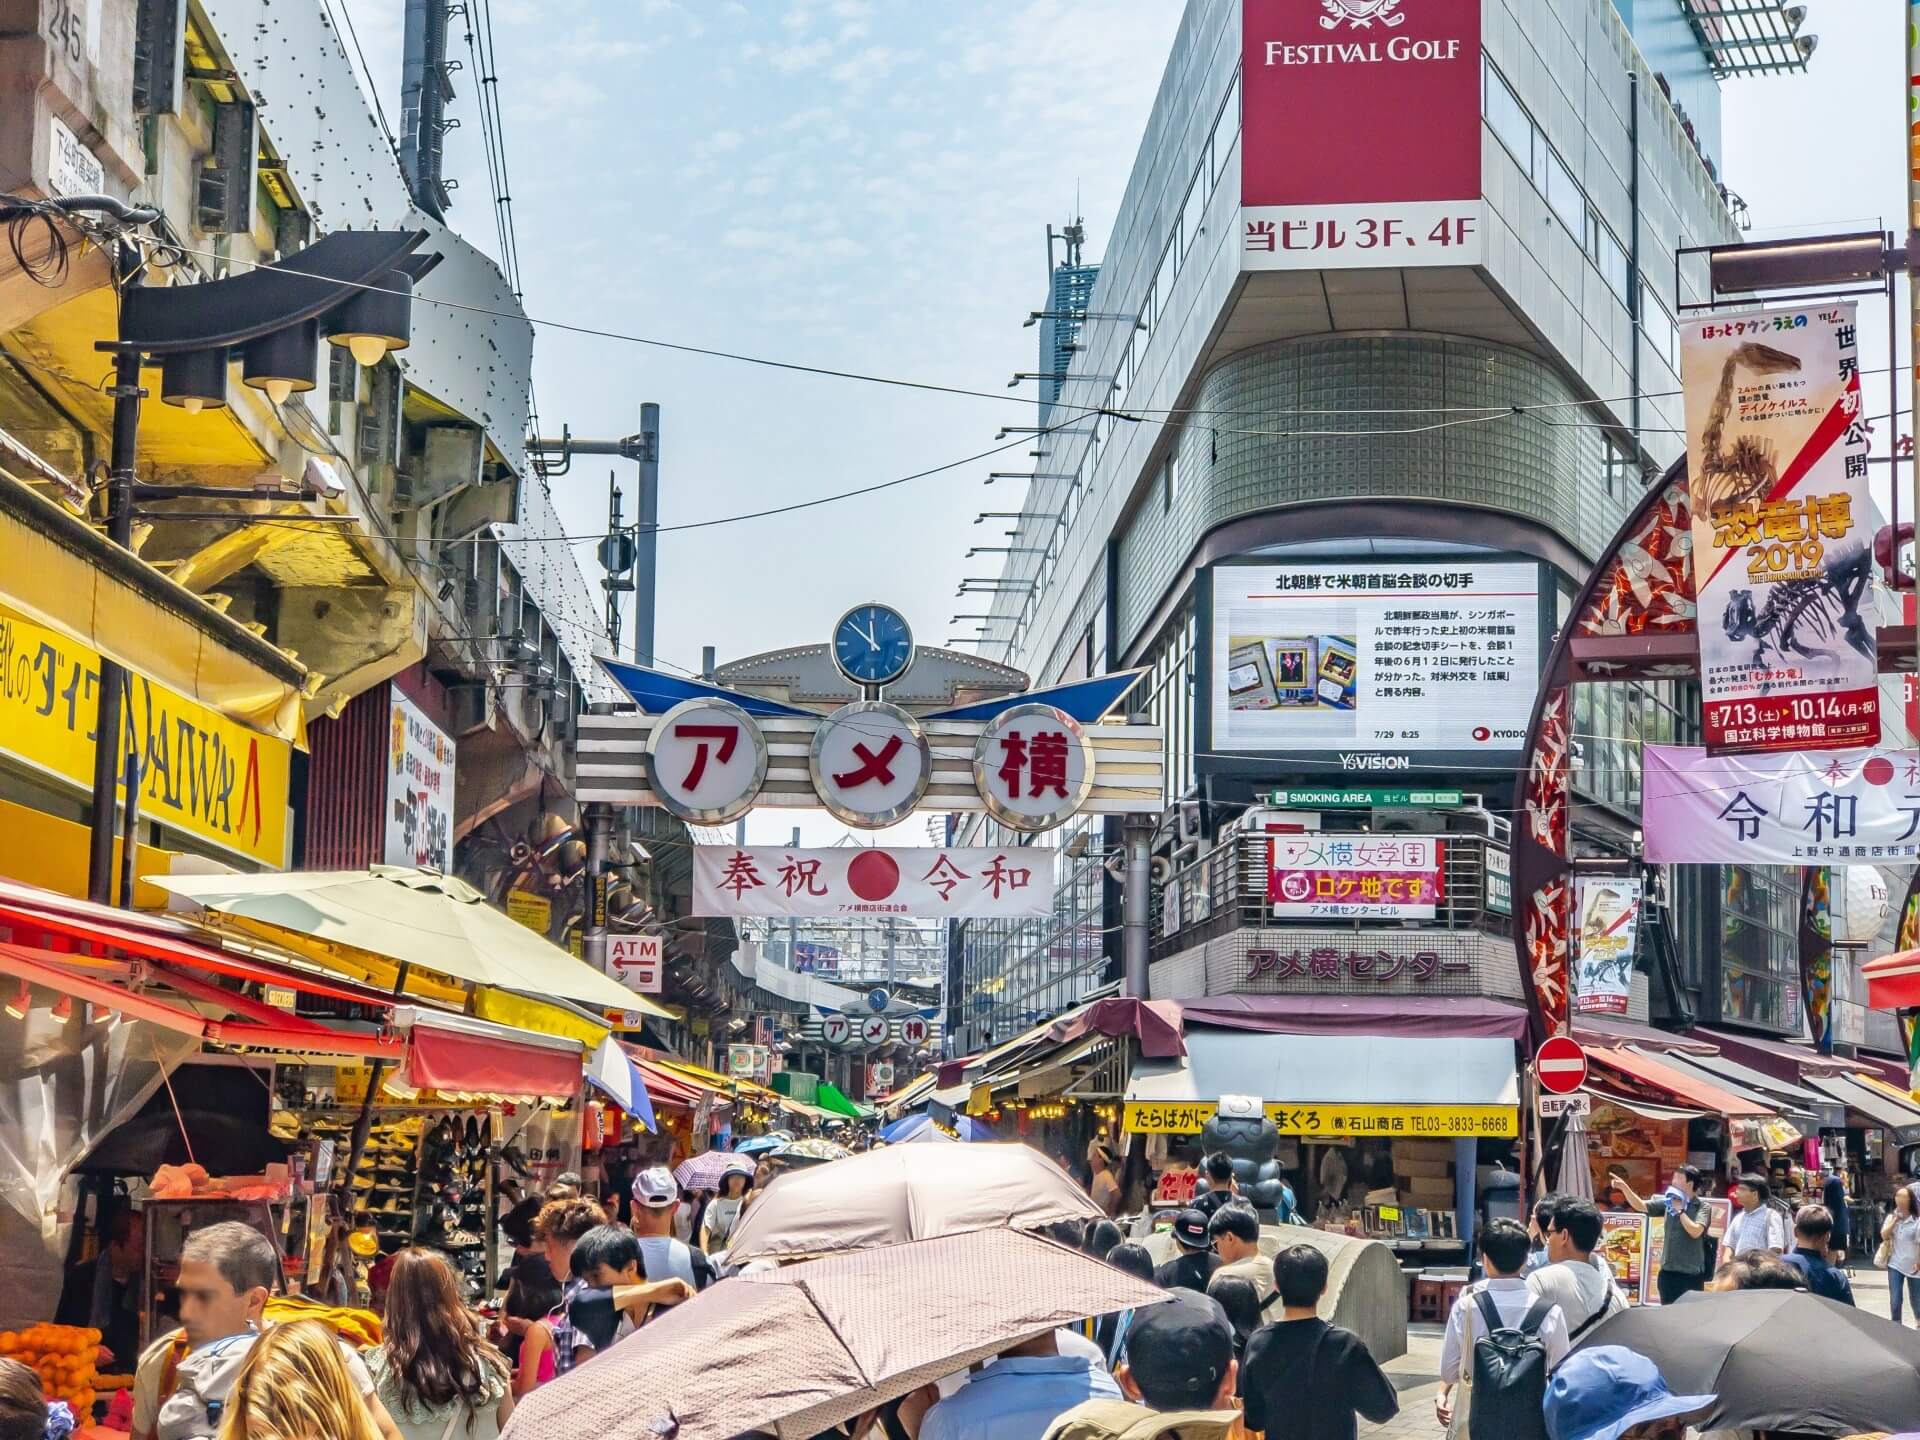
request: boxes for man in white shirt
[1436,1218,1570,1428]
[1722,1173,1791,1257]
[1525,1197,1623,1337]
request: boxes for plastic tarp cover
[0,1014,197,1326]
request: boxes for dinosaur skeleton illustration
[1694,341,1803,520]
[1719,545,1873,684]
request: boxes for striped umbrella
[674,1150,756,1192]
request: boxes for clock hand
[862,620,879,650]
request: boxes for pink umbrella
[672,1150,755,1193]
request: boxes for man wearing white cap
[631,1167,717,1291]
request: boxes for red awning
[628,1051,713,1110]
[1865,949,1920,1012]
[401,1018,580,1100]
[1585,1044,1776,1117]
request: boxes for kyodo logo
[1320,0,1405,28]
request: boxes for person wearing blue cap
[1542,1346,1717,1440]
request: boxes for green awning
[813,1080,865,1119]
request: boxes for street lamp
[83,223,441,904]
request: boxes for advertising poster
[1269,836,1442,919]
[1597,1213,1648,1294]
[692,846,1053,918]
[1641,1216,1667,1305]
[1681,304,1876,754]
[1240,0,1483,271]
[386,690,456,871]
[1211,562,1541,764]
[1643,745,1920,865]
[1573,878,1641,1015]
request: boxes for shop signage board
[858,1015,888,1047]
[821,1014,853,1048]
[386,690,456,871]
[1268,836,1442,920]
[1123,1100,1516,1138]
[607,934,663,993]
[1484,845,1512,915]
[1210,562,1542,768]
[1598,1213,1648,1295]
[1572,877,1640,1015]
[0,600,291,866]
[1266,787,1465,808]
[867,1060,894,1090]
[898,1015,931,1048]
[1642,745,1920,864]
[505,889,551,934]
[792,941,840,974]
[644,698,770,825]
[728,1044,766,1078]
[808,701,931,829]
[1240,938,1477,989]
[691,846,1053,918]
[1681,304,1877,754]
[1240,0,1484,272]
[1537,1093,1591,1119]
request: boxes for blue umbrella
[735,1132,791,1155]
[879,1113,996,1143]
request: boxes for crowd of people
[7,1145,1918,1440]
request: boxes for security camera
[304,456,347,498]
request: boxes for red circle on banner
[1865,756,1895,786]
[1534,1035,1588,1095]
[847,850,901,900]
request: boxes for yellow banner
[0,601,290,866]
[1124,1100,1517,1138]
[505,889,552,934]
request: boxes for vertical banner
[1682,303,1877,754]
[386,690,456,871]
[1239,0,1483,271]
[1572,878,1640,1015]
[1799,868,1834,1055]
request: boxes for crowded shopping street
[4,0,1920,1437]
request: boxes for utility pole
[1908,4,1919,567]
[1120,721,1153,999]
[634,403,660,666]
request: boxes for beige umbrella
[725,1141,1102,1263]
[152,865,664,1015]
[501,1227,1168,1440]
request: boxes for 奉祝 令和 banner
[1641,744,1920,865]
[1681,303,1876,755]
[691,846,1054,918]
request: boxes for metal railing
[1150,829,1513,962]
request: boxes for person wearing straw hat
[1541,1346,1717,1440]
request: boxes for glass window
[1153,239,1177,332]
[1211,73,1241,190]
[1181,171,1206,261]
[1542,143,1584,234]
[1163,451,1180,512]
[1641,286,1678,369]
[1484,60,1533,175]
[1594,221,1630,307]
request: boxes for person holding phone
[1610,1167,1710,1304]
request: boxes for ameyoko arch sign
[1240,0,1483,271]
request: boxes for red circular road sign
[1534,1035,1588,1095]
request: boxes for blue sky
[334,0,1898,844]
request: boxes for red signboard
[1534,1035,1588,1095]
[1240,0,1483,270]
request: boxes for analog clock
[832,603,914,687]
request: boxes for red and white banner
[1682,304,1877,755]
[1268,836,1442,919]
[1643,744,1920,865]
[691,847,1054,918]
[1240,0,1482,272]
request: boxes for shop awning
[629,1053,720,1110]
[1864,948,1920,1011]
[1626,1046,1837,1127]
[1584,1089,1708,1124]
[388,1007,582,1101]
[1804,1073,1920,1144]
[1178,994,1528,1042]
[1690,1026,1857,1079]
[1585,1045,1778,1118]
[1124,1028,1519,1137]
[813,1081,865,1119]
[880,1069,939,1117]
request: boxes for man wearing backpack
[1436,1219,1569,1436]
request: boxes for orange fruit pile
[0,1323,101,1416]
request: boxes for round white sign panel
[644,698,768,824]
[973,703,1097,832]
[809,701,931,828]
[858,1014,889,1046]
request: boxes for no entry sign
[1534,1035,1588,1095]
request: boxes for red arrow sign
[1534,1035,1588,1095]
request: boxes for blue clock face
[834,604,914,685]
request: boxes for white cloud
[770,39,833,71]
[707,129,745,152]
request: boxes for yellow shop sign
[1124,1100,1517,1138]
[0,602,291,866]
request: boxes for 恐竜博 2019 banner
[1682,303,1876,754]
[691,846,1054,918]
[1641,744,1920,865]
[1573,877,1640,1016]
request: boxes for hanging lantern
[241,319,320,406]
[159,349,228,414]
[327,269,413,367]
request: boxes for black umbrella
[1578,1290,1920,1436]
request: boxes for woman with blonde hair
[216,1320,382,1440]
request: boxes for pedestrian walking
[1436,1219,1570,1436]
[563,1224,695,1349]
[0,1357,65,1440]
[213,1320,384,1440]
[1608,1167,1710,1304]
[1821,1163,1850,1263]
[1705,1254,1807,1291]
[1042,1290,1241,1440]
[1152,1210,1222,1295]
[1722,1174,1790,1257]
[1207,1206,1262,1268]
[1089,1145,1123,1218]
[916,1330,1122,1440]
[1539,1346,1716,1440]
[1082,1220,1123,1264]
[696,1170,751,1253]
[1203,1274,1262,1360]
[1096,1244,1157,1367]
[1524,1195,1561,1276]
[1192,1155,1240,1220]
[1239,1245,1399,1440]
[365,1250,514,1440]
[1526,1200,1624,1339]
[513,1196,607,1392]
[630,1168,719,1287]
[1779,1205,1854,1304]
[1880,1185,1920,1323]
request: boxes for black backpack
[1466,1290,1556,1440]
